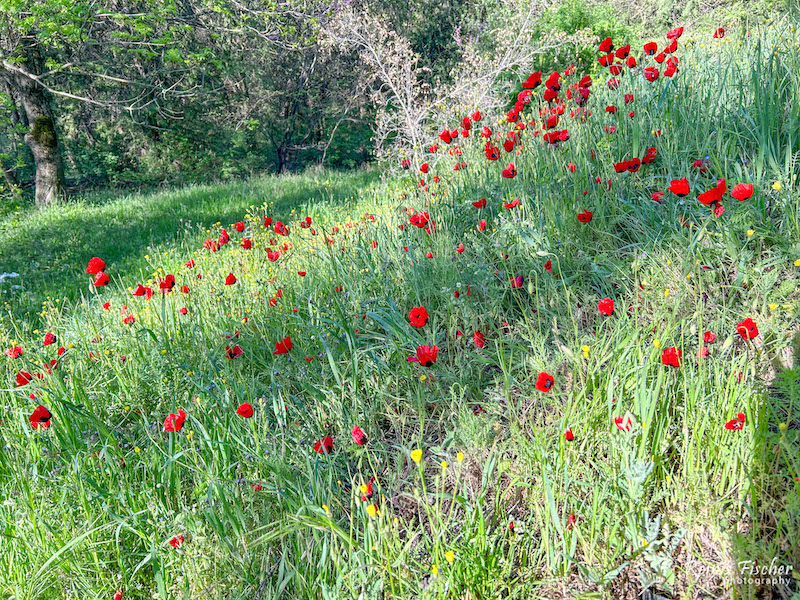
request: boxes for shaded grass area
[0,169,378,324]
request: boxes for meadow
[1,18,800,600]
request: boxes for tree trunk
[4,46,66,206]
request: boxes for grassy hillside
[0,170,379,323]
[2,18,800,600]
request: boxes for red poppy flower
[703,331,716,344]
[478,219,487,231]
[159,274,176,291]
[598,53,614,68]
[40,332,56,347]
[644,41,658,55]
[473,331,485,348]
[577,209,593,223]
[409,345,439,367]
[536,371,555,392]
[668,178,690,197]
[736,318,759,340]
[614,414,633,431]
[713,28,725,39]
[522,71,542,89]
[225,273,237,285]
[731,183,753,201]
[510,275,524,288]
[102,302,111,310]
[409,211,430,227]
[313,436,334,454]
[643,66,659,81]
[240,238,252,249]
[360,481,374,501]
[351,425,368,446]
[438,129,452,144]
[93,271,110,286]
[4,345,23,358]
[179,307,188,315]
[661,346,682,367]
[564,428,574,441]
[598,37,613,52]
[273,336,292,355]
[163,409,187,432]
[598,298,614,316]
[408,306,429,327]
[472,198,487,208]
[544,260,552,273]
[29,405,52,428]
[232,221,245,232]
[16,371,33,387]
[504,199,520,209]
[724,412,746,430]
[236,402,254,418]
[274,221,289,236]
[666,26,684,40]
[226,345,243,359]
[501,163,517,178]
[698,179,727,206]
[456,243,465,253]
[122,314,135,326]
[132,285,152,299]
[614,44,630,59]
[86,257,106,275]
[169,535,184,549]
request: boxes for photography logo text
[735,559,794,587]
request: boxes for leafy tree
[0,0,316,206]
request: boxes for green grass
[0,169,379,323]
[1,19,800,600]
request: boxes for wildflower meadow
[2,11,800,600]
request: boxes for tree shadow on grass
[0,169,378,324]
